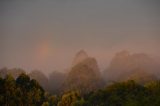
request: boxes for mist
[0,0,160,74]
[1,1,160,105]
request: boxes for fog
[0,0,160,73]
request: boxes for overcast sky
[0,0,160,73]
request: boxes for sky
[0,0,160,73]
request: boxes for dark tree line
[0,73,57,106]
[57,80,160,106]
[1,73,160,106]
[81,80,160,106]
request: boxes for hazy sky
[0,0,160,73]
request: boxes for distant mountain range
[0,50,160,94]
[103,50,160,83]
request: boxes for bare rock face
[72,50,89,66]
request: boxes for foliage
[1,73,160,106]
[0,73,56,106]
[81,80,160,106]
[57,91,81,106]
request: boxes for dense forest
[1,73,160,106]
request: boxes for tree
[58,91,81,106]
[16,73,45,105]
[42,102,49,106]
[145,81,160,105]
[0,77,4,105]
[4,74,17,106]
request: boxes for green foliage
[1,73,160,106]
[57,91,81,106]
[0,73,47,106]
[42,102,49,106]
[3,74,17,106]
[81,80,160,106]
[72,99,90,106]
[43,92,58,106]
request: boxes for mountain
[120,68,157,84]
[103,50,160,82]
[72,50,88,66]
[0,67,25,79]
[64,50,104,94]
[0,67,8,78]
[48,71,66,94]
[29,70,49,91]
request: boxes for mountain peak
[76,49,88,57]
[72,50,89,66]
[115,50,130,58]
